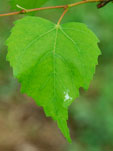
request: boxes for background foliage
[0,0,113,150]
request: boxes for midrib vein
[53,28,58,100]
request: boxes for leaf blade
[6,16,101,142]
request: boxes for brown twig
[97,0,113,8]
[68,0,101,7]
[0,5,66,17]
[0,0,104,17]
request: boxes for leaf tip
[57,118,72,143]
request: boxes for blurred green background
[0,0,113,150]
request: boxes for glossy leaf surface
[6,16,101,142]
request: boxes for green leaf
[6,16,101,142]
[10,0,48,15]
